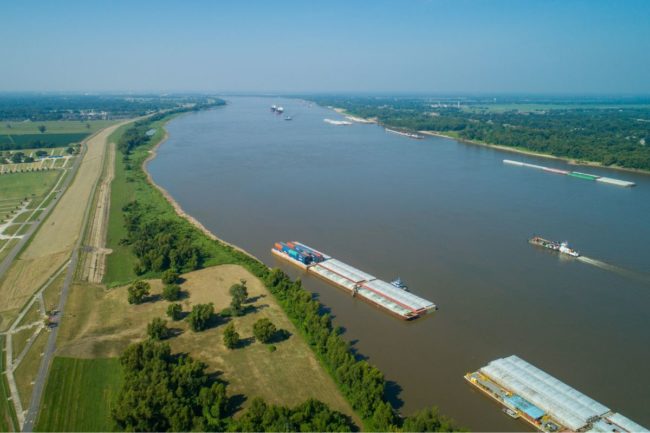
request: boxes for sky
[2,0,649,94]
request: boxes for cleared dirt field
[0,124,122,330]
[56,264,358,421]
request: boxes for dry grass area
[0,124,123,327]
[56,264,357,421]
[14,328,48,409]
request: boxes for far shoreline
[333,107,650,177]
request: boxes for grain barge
[503,159,636,187]
[272,241,437,320]
[465,355,649,433]
[529,236,579,257]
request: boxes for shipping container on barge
[271,241,437,320]
[465,355,649,433]
[503,159,636,187]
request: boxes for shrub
[162,283,181,301]
[167,303,182,321]
[252,318,276,343]
[147,318,170,341]
[127,280,150,305]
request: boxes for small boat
[390,277,409,291]
[502,407,519,419]
[284,116,292,121]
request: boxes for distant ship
[529,236,579,257]
[276,106,284,114]
[270,104,277,112]
[284,116,292,121]
[324,118,352,126]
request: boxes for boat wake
[577,256,650,285]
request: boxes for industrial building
[466,355,648,433]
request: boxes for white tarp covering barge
[361,279,436,313]
[481,355,610,431]
[315,259,375,283]
[503,159,636,187]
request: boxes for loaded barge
[466,355,649,433]
[529,236,579,257]
[503,159,636,187]
[272,241,437,320]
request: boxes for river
[148,96,650,431]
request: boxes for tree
[147,317,170,340]
[162,269,179,285]
[167,303,182,321]
[24,156,34,163]
[66,146,74,154]
[187,303,214,332]
[401,407,462,432]
[162,283,181,301]
[252,318,276,343]
[229,280,248,315]
[223,322,239,349]
[38,125,46,133]
[10,152,23,163]
[127,280,150,305]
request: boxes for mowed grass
[0,336,19,432]
[35,357,122,432]
[14,328,48,409]
[0,170,61,202]
[0,120,115,135]
[56,265,359,424]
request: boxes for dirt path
[80,141,115,283]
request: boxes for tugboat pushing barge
[529,236,579,257]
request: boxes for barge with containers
[503,159,636,187]
[529,236,579,257]
[465,355,649,433]
[272,241,437,320]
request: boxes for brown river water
[148,96,650,431]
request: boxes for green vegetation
[187,303,215,332]
[0,336,19,432]
[0,120,114,135]
[223,322,240,349]
[0,132,89,151]
[167,303,183,320]
[127,280,150,305]
[312,95,650,171]
[35,357,123,432]
[161,269,179,284]
[147,317,170,340]
[253,318,277,344]
[162,283,181,301]
[228,280,249,316]
[0,170,60,202]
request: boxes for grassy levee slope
[35,357,122,432]
[0,336,19,432]
[0,124,122,331]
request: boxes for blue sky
[2,0,649,94]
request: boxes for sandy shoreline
[332,107,647,177]
[142,121,263,262]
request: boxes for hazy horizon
[2,0,649,94]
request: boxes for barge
[272,241,437,320]
[465,355,649,433]
[385,128,423,139]
[324,118,352,126]
[503,159,636,187]
[529,236,579,257]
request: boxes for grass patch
[0,239,19,264]
[35,357,122,432]
[42,273,64,313]
[17,301,42,328]
[12,327,38,363]
[14,328,47,409]
[0,133,89,149]
[0,336,19,432]
[0,170,60,202]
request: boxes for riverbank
[333,107,649,176]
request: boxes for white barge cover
[361,279,435,313]
[480,355,609,431]
[315,259,375,283]
[605,413,650,433]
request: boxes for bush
[167,303,182,321]
[161,269,179,285]
[162,283,181,301]
[127,280,150,305]
[229,280,248,316]
[187,303,214,332]
[252,318,276,344]
[147,318,170,341]
[223,322,239,350]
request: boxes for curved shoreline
[142,116,263,263]
[334,107,649,177]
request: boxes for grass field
[0,133,89,149]
[14,328,47,409]
[35,357,122,432]
[0,120,115,135]
[0,336,19,432]
[56,265,358,424]
[0,170,61,203]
